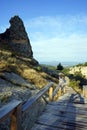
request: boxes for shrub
[76,63,83,67]
[69,79,80,88]
[84,62,87,66]
[69,79,82,93]
[35,66,42,71]
[68,71,86,92]
[61,67,70,75]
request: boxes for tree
[57,63,64,70]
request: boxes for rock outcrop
[0,15,33,58]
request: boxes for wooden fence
[0,82,66,130]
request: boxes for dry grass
[0,50,58,89]
[20,68,48,88]
[0,91,12,102]
[0,60,9,71]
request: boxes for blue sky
[0,0,87,63]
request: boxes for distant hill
[40,61,80,67]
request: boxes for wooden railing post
[62,85,66,94]
[11,104,22,130]
[83,85,87,98]
[49,87,53,101]
[58,87,62,97]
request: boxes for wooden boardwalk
[31,87,87,130]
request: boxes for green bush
[61,67,70,75]
[69,79,80,88]
[84,62,87,66]
[69,79,82,93]
[69,71,86,92]
[76,63,83,67]
[35,66,42,71]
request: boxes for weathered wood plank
[49,101,87,108]
[32,122,87,130]
[37,111,87,123]
[36,113,87,130]
[31,124,65,130]
[45,101,87,109]
[44,106,87,116]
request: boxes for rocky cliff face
[0,15,33,58]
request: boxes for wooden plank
[42,110,87,121]
[31,124,60,130]
[49,101,87,108]
[45,104,87,113]
[35,113,87,130]
[44,105,87,116]
[37,111,87,123]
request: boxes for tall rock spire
[0,15,33,58]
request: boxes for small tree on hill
[57,63,64,70]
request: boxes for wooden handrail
[0,82,66,130]
[0,100,22,130]
[22,82,53,112]
[52,85,60,98]
[52,84,66,100]
[0,100,22,122]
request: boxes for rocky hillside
[69,65,87,78]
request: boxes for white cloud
[25,16,62,29]
[31,33,87,62]
[25,15,87,38]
